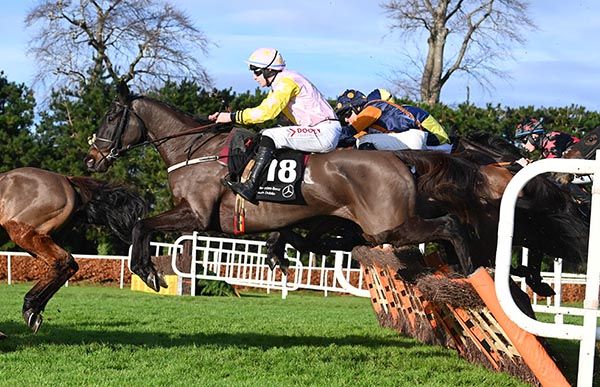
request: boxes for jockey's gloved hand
[337,136,357,148]
[515,157,530,167]
[358,142,377,150]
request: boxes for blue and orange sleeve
[351,105,382,138]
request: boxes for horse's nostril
[84,156,95,169]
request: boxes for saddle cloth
[221,128,307,204]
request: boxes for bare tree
[382,0,535,105]
[25,0,212,92]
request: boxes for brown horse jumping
[0,167,146,337]
[449,134,590,294]
[84,92,480,292]
[271,139,590,296]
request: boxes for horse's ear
[116,81,130,103]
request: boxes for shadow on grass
[0,320,424,353]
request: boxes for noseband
[89,101,148,163]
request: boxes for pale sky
[2,1,600,110]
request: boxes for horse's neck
[460,137,519,162]
[134,98,225,166]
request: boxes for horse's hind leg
[7,225,78,333]
[265,231,289,273]
[265,222,359,274]
[365,214,474,274]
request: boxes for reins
[126,121,223,153]
[128,120,230,173]
[92,98,233,173]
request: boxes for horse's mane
[133,95,232,133]
[68,176,148,243]
[455,132,524,163]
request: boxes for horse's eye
[107,114,115,122]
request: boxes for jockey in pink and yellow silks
[232,70,337,129]
[209,48,341,204]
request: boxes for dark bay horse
[450,133,590,295]
[274,135,590,296]
[84,94,483,292]
[562,126,600,160]
[0,167,146,337]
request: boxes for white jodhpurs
[261,120,341,153]
[425,143,453,153]
[356,129,427,151]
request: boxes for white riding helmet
[246,48,286,71]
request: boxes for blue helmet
[335,89,367,119]
[515,117,545,139]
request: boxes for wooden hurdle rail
[357,248,569,387]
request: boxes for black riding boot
[225,145,273,204]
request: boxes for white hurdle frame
[495,151,600,386]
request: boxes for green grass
[0,283,537,386]
[535,309,600,383]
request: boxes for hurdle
[358,247,569,386]
[495,155,600,386]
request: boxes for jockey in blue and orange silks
[335,89,452,152]
[209,48,341,204]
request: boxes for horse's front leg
[131,201,201,292]
[512,249,555,297]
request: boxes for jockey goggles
[249,65,263,76]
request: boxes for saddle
[220,128,307,204]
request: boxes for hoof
[265,256,289,275]
[23,309,43,334]
[145,271,168,292]
[266,256,277,271]
[157,271,168,288]
[530,281,556,297]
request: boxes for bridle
[89,100,148,164]
[90,98,224,169]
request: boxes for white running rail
[169,232,369,299]
[518,249,589,324]
[495,151,600,386]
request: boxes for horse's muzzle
[84,151,109,172]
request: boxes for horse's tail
[0,172,15,246]
[68,176,148,244]
[393,150,484,227]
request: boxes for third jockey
[515,117,580,159]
